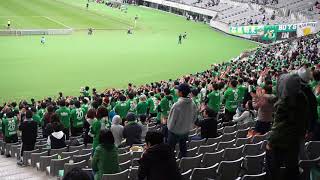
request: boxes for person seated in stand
[47,121,66,149]
[232,100,255,125]
[194,106,218,139]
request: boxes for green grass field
[0,0,257,103]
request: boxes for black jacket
[195,117,218,139]
[123,122,142,146]
[269,74,309,149]
[19,119,38,145]
[138,143,182,180]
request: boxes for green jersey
[90,119,101,151]
[2,117,18,137]
[207,90,221,112]
[127,99,137,112]
[114,101,129,119]
[81,104,89,115]
[38,108,45,119]
[136,101,148,115]
[70,108,85,128]
[55,107,71,128]
[236,85,247,103]
[147,97,156,114]
[170,89,179,102]
[224,87,238,112]
[160,96,173,117]
[32,114,42,126]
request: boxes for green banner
[229,25,264,35]
[262,25,277,41]
[229,24,298,35]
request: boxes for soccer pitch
[0,0,258,103]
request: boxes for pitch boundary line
[42,16,72,29]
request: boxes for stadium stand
[0,30,319,180]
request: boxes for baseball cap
[176,83,191,96]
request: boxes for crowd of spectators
[0,33,320,179]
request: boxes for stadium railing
[0,29,73,36]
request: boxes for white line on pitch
[42,16,72,29]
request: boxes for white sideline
[42,16,72,29]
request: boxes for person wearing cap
[123,112,142,146]
[266,72,310,180]
[167,83,197,158]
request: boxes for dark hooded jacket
[138,143,182,180]
[269,73,309,149]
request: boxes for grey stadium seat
[237,172,266,180]
[216,157,244,180]
[119,160,131,171]
[22,149,40,166]
[190,163,219,180]
[221,132,236,142]
[251,133,268,144]
[201,149,224,168]
[236,128,250,138]
[69,144,85,152]
[61,150,79,159]
[242,142,263,156]
[119,151,131,164]
[243,152,265,175]
[299,156,320,180]
[131,151,143,159]
[187,147,199,157]
[129,167,139,180]
[47,156,71,176]
[188,138,206,149]
[223,124,236,133]
[64,160,87,177]
[206,135,222,145]
[179,153,203,173]
[50,147,68,156]
[223,145,244,161]
[197,143,217,155]
[31,150,48,167]
[235,137,251,147]
[305,141,320,159]
[131,158,140,167]
[181,169,192,180]
[101,169,130,180]
[118,146,130,154]
[37,154,58,171]
[217,139,235,150]
[80,148,92,155]
[73,153,91,163]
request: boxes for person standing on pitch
[41,36,46,45]
[134,15,138,28]
[7,19,11,29]
[86,2,89,9]
[178,34,182,44]
[183,32,187,39]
